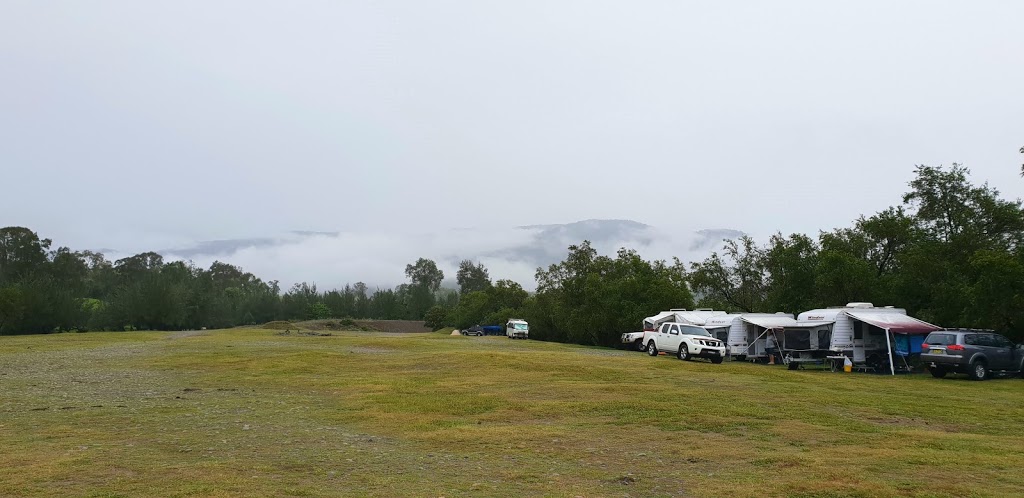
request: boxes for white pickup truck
[644,322,726,363]
[621,309,727,351]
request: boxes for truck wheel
[677,344,691,361]
[929,366,947,378]
[635,340,646,352]
[711,356,724,364]
[647,342,659,357]
[968,360,987,381]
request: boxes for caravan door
[852,321,866,363]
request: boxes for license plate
[930,349,943,354]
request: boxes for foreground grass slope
[1,329,1022,497]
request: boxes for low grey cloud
[153,220,744,292]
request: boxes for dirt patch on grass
[166,330,210,339]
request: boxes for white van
[506,319,529,339]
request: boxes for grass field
[1,329,1022,497]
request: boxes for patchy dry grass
[1,329,1022,497]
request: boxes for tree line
[0,233,455,334]
[3,164,1022,344]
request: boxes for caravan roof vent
[846,302,874,308]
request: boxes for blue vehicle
[462,324,505,336]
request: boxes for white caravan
[796,303,941,375]
[622,309,728,351]
[506,319,529,339]
[702,313,833,361]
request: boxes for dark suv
[921,329,1024,380]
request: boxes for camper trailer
[622,309,728,351]
[796,303,941,374]
[702,313,832,361]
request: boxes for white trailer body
[703,313,835,360]
[702,314,743,355]
[642,309,728,330]
[797,303,940,374]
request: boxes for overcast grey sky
[2,1,1023,287]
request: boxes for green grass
[1,329,1022,497]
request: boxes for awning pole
[746,329,771,354]
[885,328,895,376]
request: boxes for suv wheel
[929,366,947,379]
[677,343,691,361]
[635,340,646,352]
[647,342,659,357]
[968,360,988,381]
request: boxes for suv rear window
[925,333,957,345]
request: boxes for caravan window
[853,321,863,340]
[817,329,832,350]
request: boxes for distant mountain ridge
[481,219,656,268]
[163,231,339,259]
[160,220,746,272]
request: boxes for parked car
[921,329,1024,380]
[645,322,726,363]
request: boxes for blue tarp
[894,334,925,356]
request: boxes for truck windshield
[513,323,528,330]
[681,327,711,337]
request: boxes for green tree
[308,302,331,320]
[423,304,449,330]
[0,286,25,334]
[405,258,444,293]
[403,258,444,318]
[532,242,693,347]
[0,227,50,284]
[456,260,491,295]
[762,233,819,313]
[688,236,767,312]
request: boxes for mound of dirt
[291,319,368,332]
[354,320,431,333]
[271,319,432,333]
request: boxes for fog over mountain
[150,220,744,291]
